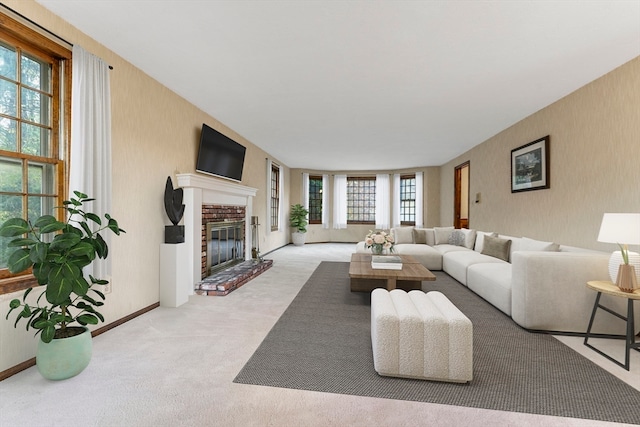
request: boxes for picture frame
[511,136,550,193]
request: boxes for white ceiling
[36,0,640,171]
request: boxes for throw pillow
[481,235,512,262]
[521,237,560,252]
[392,227,414,244]
[474,231,497,252]
[413,228,428,244]
[448,230,466,246]
[460,228,477,249]
[434,226,454,245]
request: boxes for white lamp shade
[597,213,640,245]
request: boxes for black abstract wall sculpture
[164,176,185,243]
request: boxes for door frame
[454,161,470,229]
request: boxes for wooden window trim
[399,174,416,226]
[0,12,71,295]
[308,175,322,225]
[346,176,376,225]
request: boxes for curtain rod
[0,3,113,70]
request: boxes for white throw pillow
[521,237,560,252]
[460,229,477,249]
[434,226,454,245]
[474,231,497,252]
[392,227,414,244]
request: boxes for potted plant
[289,204,309,246]
[0,191,125,380]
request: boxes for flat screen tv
[196,123,246,182]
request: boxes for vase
[36,326,92,380]
[371,245,384,255]
[616,264,639,293]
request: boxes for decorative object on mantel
[0,191,125,380]
[164,176,185,243]
[289,204,309,246]
[511,135,550,193]
[597,213,640,293]
[364,230,395,255]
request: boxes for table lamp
[597,213,640,292]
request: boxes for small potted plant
[0,191,125,380]
[289,204,309,246]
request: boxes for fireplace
[204,220,245,276]
[176,173,258,295]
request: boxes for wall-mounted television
[196,123,246,182]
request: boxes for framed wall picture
[511,136,550,193]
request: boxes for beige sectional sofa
[356,226,637,335]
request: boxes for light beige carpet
[0,243,638,427]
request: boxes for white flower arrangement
[364,230,395,253]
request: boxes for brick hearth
[195,259,273,296]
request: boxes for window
[308,175,322,224]
[347,177,375,224]
[270,162,280,231]
[399,174,416,225]
[0,12,71,293]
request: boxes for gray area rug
[234,262,640,424]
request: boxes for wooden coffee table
[348,253,436,292]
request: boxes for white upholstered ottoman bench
[371,288,473,383]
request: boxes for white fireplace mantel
[176,173,258,293]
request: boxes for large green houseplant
[0,191,124,379]
[289,204,309,246]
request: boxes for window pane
[21,53,50,92]
[308,176,322,223]
[0,43,16,80]
[0,79,17,117]
[28,195,55,225]
[347,177,375,223]
[21,87,50,125]
[21,122,50,156]
[0,157,22,192]
[0,194,23,269]
[0,117,17,151]
[28,161,56,194]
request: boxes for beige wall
[0,0,289,373]
[440,56,640,251]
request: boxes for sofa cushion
[434,227,454,245]
[448,230,466,246]
[460,229,477,249]
[393,244,443,270]
[481,235,512,262]
[521,236,560,252]
[467,263,512,316]
[413,228,435,245]
[392,226,415,244]
[474,231,497,253]
[442,250,506,285]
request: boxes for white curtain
[302,173,309,209]
[375,174,390,229]
[322,174,329,229]
[333,175,347,229]
[70,44,112,279]
[392,174,401,227]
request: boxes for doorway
[454,161,470,229]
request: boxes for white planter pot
[292,231,306,246]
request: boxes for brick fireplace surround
[175,173,271,297]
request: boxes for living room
[0,1,639,425]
